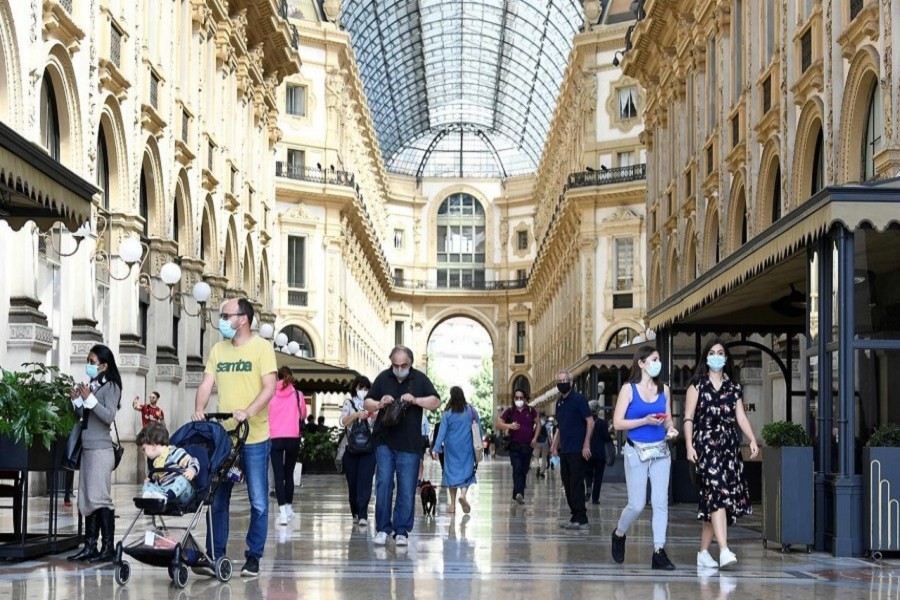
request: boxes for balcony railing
[276,161,355,187]
[565,164,646,190]
[392,278,528,291]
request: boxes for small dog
[420,480,436,516]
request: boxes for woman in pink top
[269,366,307,525]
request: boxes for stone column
[4,227,52,368]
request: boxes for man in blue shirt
[550,370,594,529]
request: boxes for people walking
[533,412,550,479]
[269,366,305,526]
[67,344,122,564]
[432,387,482,515]
[340,375,376,527]
[549,370,593,530]
[192,297,277,578]
[684,338,758,570]
[364,346,440,546]
[585,400,612,505]
[496,388,539,504]
[611,345,679,570]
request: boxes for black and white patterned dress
[691,374,752,524]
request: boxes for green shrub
[298,428,340,462]
[760,421,812,447]
[868,423,900,448]
[0,363,77,449]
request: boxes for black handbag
[62,421,83,471]
[379,398,407,427]
[112,421,124,470]
[346,399,374,454]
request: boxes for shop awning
[649,178,900,329]
[275,353,359,394]
[0,120,97,233]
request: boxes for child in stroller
[137,423,199,508]
[113,413,248,589]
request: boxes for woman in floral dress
[683,338,759,571]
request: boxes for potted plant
[0,363,77,470]
[299,427,341,474]
[863,423,900,556]
[760,421,814,552]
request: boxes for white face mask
[514,400,525,408]
[357,390,368,402]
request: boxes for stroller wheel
[174,565,189,588]
[114,560,131,585]
[215,556,232,582]
[167,565,175,580]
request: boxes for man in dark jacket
[585,400,612,504]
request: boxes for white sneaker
[373,531,388,545]
[358,519,368,527]
[286,506,294,520]
[718,547,738,570]
[394,534,408,546]
[697,549,719,568]
[277,505,288,526]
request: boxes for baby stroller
[113,413,249,588]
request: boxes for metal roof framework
[341,0,583,178]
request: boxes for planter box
[0,435,64,471]
[863,446,900,555]
[762,446,814,552]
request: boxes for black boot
[68,511,99,561]
[89,507,115,563]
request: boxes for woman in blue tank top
[611,345,679,570]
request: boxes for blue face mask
[647,360,662,378]
[218,318,237,339]
[85,364,99,380]
[707,355,727,372]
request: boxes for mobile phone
[654,413,668,419]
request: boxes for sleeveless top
[623,382,666,443]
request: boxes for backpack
[346,398,374,454]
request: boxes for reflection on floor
[1,458,898,599]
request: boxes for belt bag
[631,439,670,462]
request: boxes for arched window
[606,328,640,350]
[512,375,530,398]
[861,83,883,181]
[139,169,150,238]
[40,72,60,160]
[811,127,824,195]
[97,126,110,211]
[279,325,315,358]
[173,194,180,245]
[771,165,781,223]
[436,193,486,288]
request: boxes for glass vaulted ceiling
[341,0,583,178]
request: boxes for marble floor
[0,458,898,599]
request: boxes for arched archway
[0,2,22,125]
[140,137,165,238]
[40,44,83,168]
[426,315,495,418]
[200,195,217,274]
[728,176,748,252]
[278,324,316,358]
[97,97,128,213]
[510,374,531,398]
[664,244,678,298]
[648,252,660,307]
[434,191,487,288]
[173,170,192,256]
[604,327,640,350]
[223,216,239,281]
[259,250,271,310]
[243,235,256,297]
[682,222,697,286]
[703,203,720,271]
[758,142,782,228]
[839,47,882,183]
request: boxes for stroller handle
[204,412,235,421]
[203,412,250,445]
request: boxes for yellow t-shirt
[205,335,278,444]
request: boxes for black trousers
[583,457,606,503]
[508,444,533,498]
[342,451,376,520]
[270,438,300,505]
[560,452,588,524]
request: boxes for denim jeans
[342,451,376,520]
[374,444,419,537]
[143,475,194,505]
[207,439,270,560]
[508,444,533,498]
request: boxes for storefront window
[808,248,819,346]
[853,228,900,339]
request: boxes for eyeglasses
[219,313,245,320]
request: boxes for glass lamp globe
[259,323,274,339]
[160,262,182,286]
[287,341,301,355]
[192,281,212,303]
[119,237,144,264]
[275,333,289,347]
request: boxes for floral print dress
[691,374,752,524]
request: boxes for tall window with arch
[278,325,315,358]
[97,126,110,211]
[606,328,640,350]
[861,82,883,182]
[436,193,486,288]
[40,73,60,161]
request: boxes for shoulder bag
[112,420,124,470]
[470,406,484,464]
[347,399,374,454]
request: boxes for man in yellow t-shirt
[192,297,276,578]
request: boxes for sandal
[459,497,471,514]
